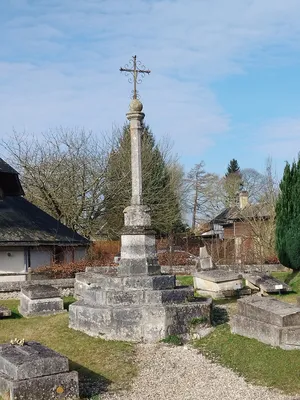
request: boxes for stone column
[127,99,144,206]
[118,98,161,276]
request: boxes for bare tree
[2,128,110,238]
[240,158,279,262]
[185,162,225,229]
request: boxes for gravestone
[0,306,11,318]
[193,270,243,299]
[195,245,215,271]
[19,285,66,317]
[0,341,79,399]
[231,296,300,349]
[193,245,244,298]
[69,56,213,342]
[244,273,292,294]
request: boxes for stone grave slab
[244,273,292,293]
[0,306,11,319]
[193,270,243,299]
[18,285,66,317]
[230,296,300,349]
[0,341,79,399]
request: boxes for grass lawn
[195,323,300,395]
[271,271,300,303]
[0,298,136,399]
[178,271,300,394]
[176,275,193,286]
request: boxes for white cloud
[257,118,300,161]
[1,0,300,159]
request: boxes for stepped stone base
[230,296,300,349]
[69,274,212,342]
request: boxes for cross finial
[120,55,151,99]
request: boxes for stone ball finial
[129,98,143,112]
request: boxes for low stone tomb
[0,341,79,399]
[231,296,300,349]
[0,306,11,318]
[193,270,243,299]
[244,273,292,294]
[18,285,66,317]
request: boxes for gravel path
[102,343,298,400]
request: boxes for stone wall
[0,278,74,299]
[161,263,289,275]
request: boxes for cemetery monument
[69,56,212,342]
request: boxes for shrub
[276,159,300,270]
[32,260,117,279]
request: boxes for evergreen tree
[102,124,183,238]
[224,159,243,206]
[276,158,300,269]
[225,159,240,176]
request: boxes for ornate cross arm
[120,55,151,99]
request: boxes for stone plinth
[0,341,79,399]
[69,274,212,342]
[244,273,292,293]
[0,306,11,318]
[118,205,161,276]
[18,285,66,317]
[230,296,300,349]
[193,270,243,299]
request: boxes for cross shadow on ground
[69,361,111,399]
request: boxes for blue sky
[1,0,300,176]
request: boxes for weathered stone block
[84,288,144,306]
[0,370,79,400]
[19,293,65,317]
[165,299,213,337]
[244,274,292,293]
[0,306,11,318]
[144,287,194,304]
[118,258,161,276]
[69,296,213,343]
[123,204,151,227]
[193,270,243,298]
[21,284,60,300]
[230,314,282,347]
[236,296,300,327]
[0,342,69,380]
[74,273,176,299]
[123,275,175,290]
[231,296,300,349]
[0,341,79,400]
[69,300,114,337]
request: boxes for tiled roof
[0,195,89,246]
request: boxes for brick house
[208,191,271,264]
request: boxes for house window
[53,246,64,264]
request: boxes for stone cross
[120,56,151,206]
